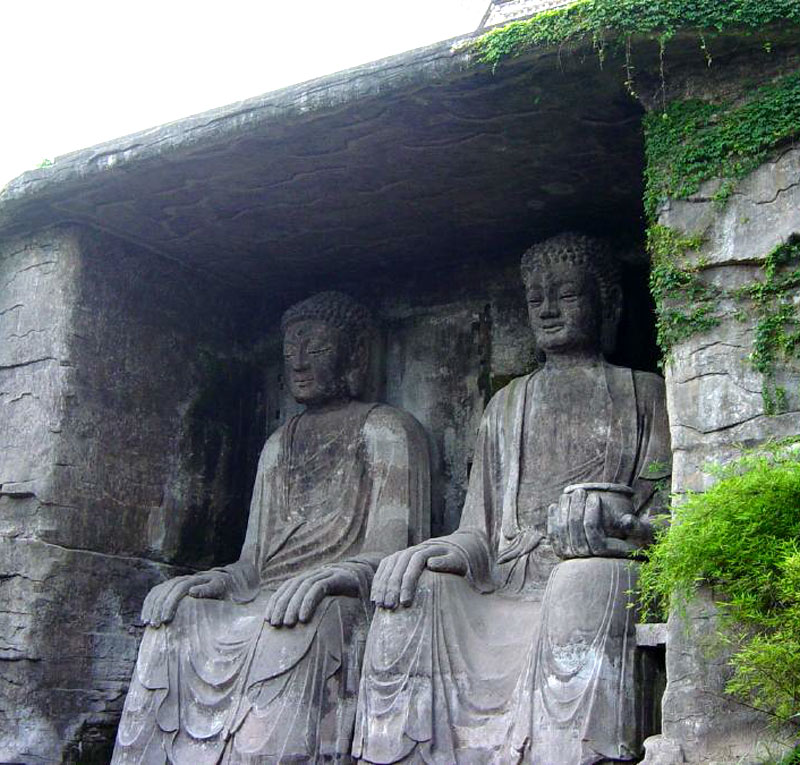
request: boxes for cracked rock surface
[644,148,800,765]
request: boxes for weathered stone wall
[53,230,263,567]
[380,266,533,536]
[0,227,263,763]
[1,229,84,759]
[644,149,800,764]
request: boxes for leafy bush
[639,441,800,726]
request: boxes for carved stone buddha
[355,233,671,764]
[112,291,430,764]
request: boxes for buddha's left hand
[548,486,652,559]
[264,568,361,627]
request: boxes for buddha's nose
[540,292,559,318]
[292,347,309,369]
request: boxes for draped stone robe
[354,364,670,764]
[113,401,430,764]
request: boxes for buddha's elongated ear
[346,331,370,399]
[602,282,623,355]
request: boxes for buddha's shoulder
[363,403,427,445]
[604,363,666,403]
[484,371,536,413]
[632,368,666,401]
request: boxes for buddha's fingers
[385,548,428,609]
[583,493,606,557]
[568,489,592,557]
[297,577,336,624]
[158,579,199,626]
[142,577,188,626]
[607,538,639,558]
[370,553,398,605]
[398,549,433,607]
[265,578,303,625]
[426,550,467,576]
[282,572,331,626]
[374,549,413,609]
[266,572,319,622]
[370,555,393,605]
[188,577,226,599]
[268,571,329,626]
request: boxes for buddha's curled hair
[281,291,374,337]
[520,232,621,301]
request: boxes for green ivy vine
[470,0,800,68]
[737,238,800,414]
[642,69,800,391]
[648,230,800,410]
[643,71,800,220]
[647,225,719,357]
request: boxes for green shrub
[639,442,800,725]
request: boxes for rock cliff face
[642,146,800,765]
[0,227,263,762]
[1,9,798,761]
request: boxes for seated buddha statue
[112,291,430,764]
[355,234,671,764]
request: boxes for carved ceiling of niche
[0,39,645,294]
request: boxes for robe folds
[354,364,671,765]
[113,401,430,765]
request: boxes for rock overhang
[0,31,665,296]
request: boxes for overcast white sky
[1,0,488,189]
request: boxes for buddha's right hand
[141,572,228,627]
[371,543,467,609]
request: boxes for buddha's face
[524,261,603,355]
[283,320,351,405]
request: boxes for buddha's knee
[545,558,636,644]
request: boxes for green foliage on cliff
[639,49,800,371]
[738,238,800,414]
[642,70,800,367]
[646,225,718,355]
[647,232,800,405]
[643,71,800,220]
[639,441,800,726]
[471,0,800,67]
